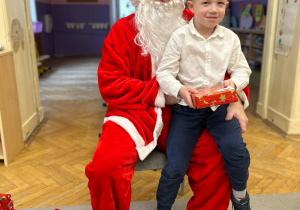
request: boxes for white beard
[134,0,187,70]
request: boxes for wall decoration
[239,3,253,29]
[254,3,266,30]
[35,0,109,56]
[10,19,25,53]
[275,0,299,55]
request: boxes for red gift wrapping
[0,194,14,210]
[192,85,238,109]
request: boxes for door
[0,0,24,166]
[0,0,43,165]
[0,0,43,141]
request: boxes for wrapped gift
[192,85,238,109]
[0,194,14,210]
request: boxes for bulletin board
[275,0,299,56]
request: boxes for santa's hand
[226,99,248,133]
[224,79,236,89]
[178,86,198,109]
[165,94,180,105]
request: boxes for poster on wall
[275,0,299,56]
[119,1,135,18]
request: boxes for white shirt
[156,18,251,106]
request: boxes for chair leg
[180,177,184,195]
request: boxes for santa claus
[85,0,249,209]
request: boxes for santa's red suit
[85,9,249,210]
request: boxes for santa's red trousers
[85,111,231,210]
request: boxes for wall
[35,0,110,56]
[257,1,300,135]
[37,0,109,4]
[35,1,55,55]
[0,1,9,51]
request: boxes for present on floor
[0,194,14,210]
[192,85,238,109]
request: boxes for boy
[156,0,251,209]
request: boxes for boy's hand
[224,79,236,89]
[178,86,198,109]
[226,98,248,133]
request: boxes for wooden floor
[0,57,300,208]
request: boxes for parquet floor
[0,57,299,209]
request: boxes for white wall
[257,1,300,135]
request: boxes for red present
[0,194,14,210]
[192,85,238,109]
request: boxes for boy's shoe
[231,192,251,210]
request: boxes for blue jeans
[156,104,250,210]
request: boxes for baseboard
[267,106,300,135]
[24,118,46,146]
[256,101,264,118]
[22,107,44,141]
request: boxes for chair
[35,42,50,76]
[135,150,184,196]
[98,133,184,195]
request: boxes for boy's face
[188,0,228,31]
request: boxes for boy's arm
[227,38,251,92]
[227,35,251,108]
[224,70,250,109]
[156,33,183,99]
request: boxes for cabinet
[0,52,24,166]
[230,28,265,71]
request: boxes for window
[29,0,37,22]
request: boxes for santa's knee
[86,150,123,186]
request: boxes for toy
[0,194,14,210]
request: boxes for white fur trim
[155,88,166,108]
[104,110,163,160]
[153,107,163,145]
[237,90,249,109]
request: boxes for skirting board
[18,193,300,210]
[256,102,300,135]
[22,106,44,141]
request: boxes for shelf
[253,45,264,49]
[0,128,3,159]
[0,53,24,166]
[230,28,265,34]
[231,28,265,71]
[249,57,262,62]
[0,142,4,159]
[241,44,251,47]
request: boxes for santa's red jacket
[98,10,249,160]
